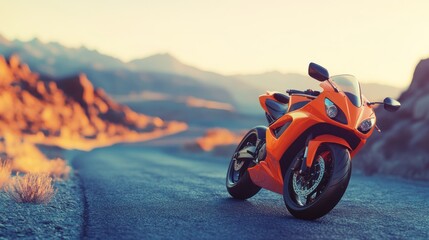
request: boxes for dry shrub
[6,173,56,204]
[0,160,11,190]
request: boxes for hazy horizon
[2,1,429,87]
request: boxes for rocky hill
[355,58,429,180]
[0,54,187,160]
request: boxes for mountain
[0,35,245,115]
[234,72,403,102]
[129,53,262,114]
[0,34,402,117]
[82,68,234,102]
[128,53,191,73]
[0,54,187,151]
[0,36,127,77]
[234,71,320,94]
[354,58,429,180]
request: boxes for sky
[1,0,429,88]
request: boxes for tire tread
[283,144,352,220]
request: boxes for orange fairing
[249,76,377,195]
[259,91,285,112]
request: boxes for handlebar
[286,89,320,97]
[286,89,306,95]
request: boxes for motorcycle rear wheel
[226,129,261,200]
[283,143,351,220]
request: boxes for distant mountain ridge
[129,53,187,73]
[234,71,403,102]
[0,34,403,115]
[0,36,127,76]
[233,71,319,93]
[0,35,260,114]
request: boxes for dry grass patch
[0,160,11,190]
[6,173,56,204]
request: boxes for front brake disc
[292,156,325,197]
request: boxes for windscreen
[331,75,362,107]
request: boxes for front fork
[299,135,313,174]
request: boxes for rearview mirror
[309,62,329,81]
[383,97,401,112]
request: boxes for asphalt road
[73,143,429,240]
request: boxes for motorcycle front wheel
[283,143,351,220]
[226,129,261,200]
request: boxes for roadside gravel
[0,172,83,239]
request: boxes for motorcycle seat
[273,93,290,104]
[266,99,288,120]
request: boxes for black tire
[226,130,261,200]
[283,143,351,220]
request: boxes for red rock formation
[0,54,187,162]
[185,128,244,156]
[57,73,95,106]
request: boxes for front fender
[305,134,352,168]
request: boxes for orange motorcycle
[226,63,401,220]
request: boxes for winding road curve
[73,142,429,239]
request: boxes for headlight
[358,118,375,133]
[324,98,338,118]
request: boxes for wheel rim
[290,151,332,207]
[227,133,257,185]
